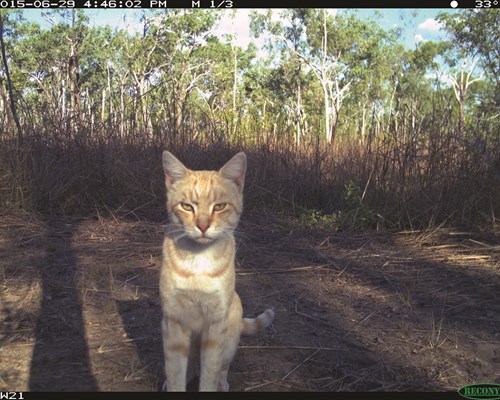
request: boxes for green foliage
[340,180,378,230]
[437,9,499,80]
[298,208,340,231]
[438,9,499,125]
[297,181,378,231]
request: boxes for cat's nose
[197,223,210,233]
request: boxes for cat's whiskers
[232,229,250,241]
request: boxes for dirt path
[1,213,499,391]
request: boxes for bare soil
[1,212,499,392]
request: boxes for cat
[160,150,274,392]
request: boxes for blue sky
[21,8,460,50]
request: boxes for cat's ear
[219,152,246,191]
[162,151,188,189]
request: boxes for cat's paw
[218,380,229,392]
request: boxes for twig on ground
[281,348,321,381]
[239,345,343,351]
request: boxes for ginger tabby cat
[160,151,274,392]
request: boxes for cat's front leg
[199,322,226,391]
[162,316,190,391]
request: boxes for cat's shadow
[117,299,199,391]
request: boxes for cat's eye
[213,203,227,212]
[180,203,194,212]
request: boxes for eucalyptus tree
[10,10,92,136]
[239,53,284,142]
[12,18,72,131]
[437,9,499,135]
[445,56,483,132]
[250,9,312,145]
[77,25,118,134]
[141,9,220,139]
[391,41,449,139]
[117,10,174,135]
[44,10,90,134]
[190,32,258,142]
[251,9,345,144]
[251,9,397,145]
[438,9,499,89]
[303,9,354,144]
[337,14,401,142]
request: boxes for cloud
[414,34,426,43]
[213,10,266,50]
[214,10,251,46]
[418,18,442,32]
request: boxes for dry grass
[1,122,499,231]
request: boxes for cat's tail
[241,308,275,335]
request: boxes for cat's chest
[168,272,229,326]
[171,286,226,323]
[162,238,234,307]
[181,252,221,274]
[163,241,231,285]
[169,239,233,278]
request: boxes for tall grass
[0,123,498,231]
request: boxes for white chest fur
[161,236,234,322]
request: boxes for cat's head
[162,151,246,243]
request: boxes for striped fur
[160,151,274,392]
[242,309,275,335]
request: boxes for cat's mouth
[191,233,216,244]
[196,236,213,243]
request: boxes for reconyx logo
[458,383,500,400]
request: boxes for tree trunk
[107,63,113,121]
[68,10,83,136]
[0,14,22,139]
[0,77,12,131]
[117,76,126,136]
[232,44,238,138]
[321,11,331,144]
[61,78,66,126]
[361,104,367,143]
[295,81,301,146]
[101,88,106,122]
[323,84,331,143]
[458,93,465,133]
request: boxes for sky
[21,8,461,51]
